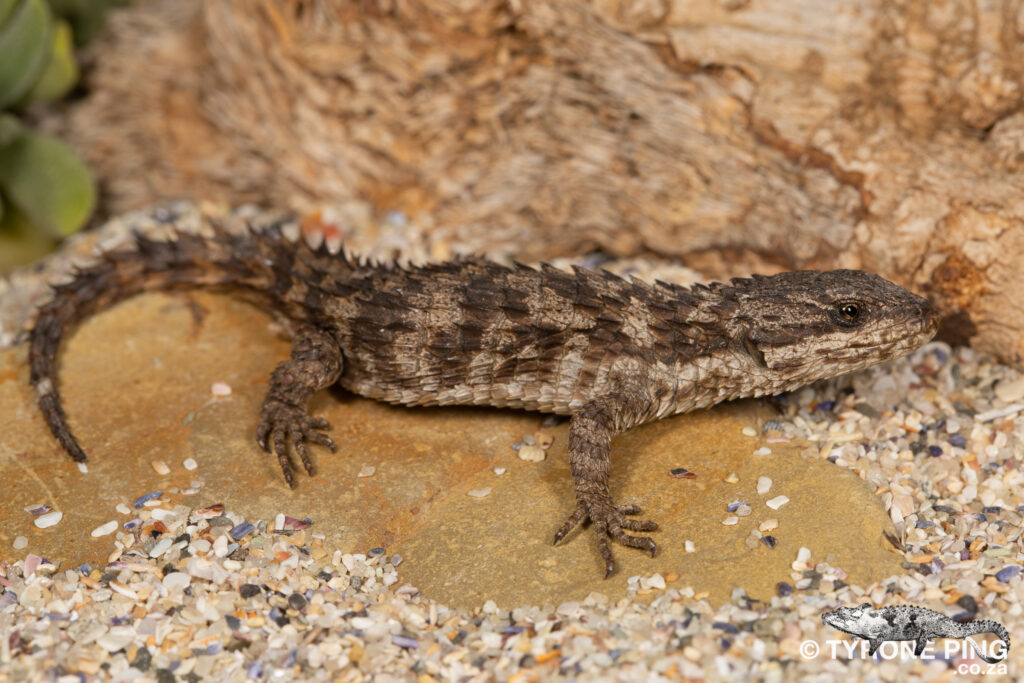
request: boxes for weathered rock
[0,293,901,607]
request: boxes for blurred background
[0,0,125,268]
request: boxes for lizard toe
[291,428,315,476]
[618,517,659,532]
[305,426,336,452]
[309,416,331,430]
[553,502,588,545]
[608,527,658,558]
[255,421,272,451]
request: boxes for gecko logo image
[822,603,1010,663]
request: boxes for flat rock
[0,292,902,607]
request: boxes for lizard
[27,218,939,576]
[823,603,1011,663]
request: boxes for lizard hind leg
[554,392,659,578]
[255,325,343,488]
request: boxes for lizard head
[727,269,939,384]
[822,603,876,635]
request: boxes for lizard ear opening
[742,335,768,368]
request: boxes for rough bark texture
[40,0,1024,368]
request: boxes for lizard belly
[338,347,588,414]
[340,373,578,414]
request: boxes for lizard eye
[837,302,861,323]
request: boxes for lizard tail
[961,620,1011,664]
[28,221,338,464]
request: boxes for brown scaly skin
[28,220,939,576]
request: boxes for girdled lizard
[28,220,939,576]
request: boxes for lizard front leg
[256,325,342,487]
[553,388,659,577]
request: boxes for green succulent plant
[0,0,125,270]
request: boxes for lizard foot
[553,495,658,578]
[256,400,335,488]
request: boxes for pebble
[97,627,135,653]
[91,521,118,537]
[133,491,162,508]
[722,516,739,526]
[13,536,27,549]
[163,572,191,591]
[994,376,1024,402]
[34,511,63,528]
[392,634,418,649]
[685,540,696,552]
[741,426,757,437]
[183,457,198,471]
[149,538,173,557]
[645,573,666,589]
[109,581,138,600]
[230,522,255,540]
[756,477,772,495]
[357,465,376,477]
[996,565,1022,583]
[280,515,311,531]
[752,447,771,457]
[210,382,232,396]
[493,467,506,475]
[467,488,492,498]
[976,402,1024,422]
[765,495,790,510]
[517,445,546,462]
[24,555,41,576]
[239,583,261,598]
[151,460,170,475]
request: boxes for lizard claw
[256,400,335,487]
[553,496,658,577]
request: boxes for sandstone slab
[0,293,902,607]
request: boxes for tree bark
[43,0,1024,368]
